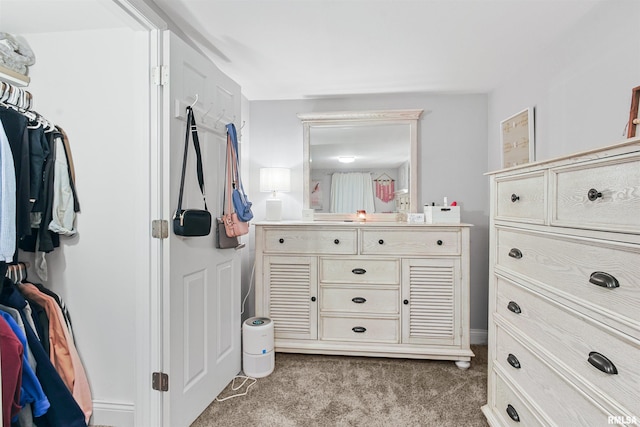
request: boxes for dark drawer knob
[403,299,409,305]
[511,194,520,203]
[507,354,521,369]
[352,326,366,333]
[506,404,520,422]
[437,240,443,246]
[334,239,340,244]
[378,239,384,245]
[311,296,316,302]
[587,188,603,201]
[588,351,618,375]
[589,271,619,289]
[278,238,284,244]
[352,268,366,275]
[508,248,523,259]
[507,301,521,314]
[351,297,366,304]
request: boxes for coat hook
[214,109,226,128]
[240,120,246,130]
[189,94,199,109]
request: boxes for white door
[162,31,241,427]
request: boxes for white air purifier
[242,317,275,378]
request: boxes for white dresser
[482,138,640,426]
[254,221,474,368]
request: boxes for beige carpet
[192,345,488,427]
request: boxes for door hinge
[152,372,169,391]
[152,65,169,86]
[152,220,169,239]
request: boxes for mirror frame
[298,109,423,221]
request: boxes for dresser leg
[455,360,471,370]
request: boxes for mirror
[299,109,423,220]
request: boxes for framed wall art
[500,107,535,168]
[627,85,640,138]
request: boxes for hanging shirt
[0,118,16,261]
[0,315,24,426]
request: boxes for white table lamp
[260,168,291,221]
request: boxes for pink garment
[19,283,93,424]
[0,316,23,426]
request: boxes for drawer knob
[508,248,523,259]
[437,240,443,246]
[587,188,603,201]
[378,239,384,245]
[403,299,409,305]
[334,239,340,244]
[588,351,618,375]
[589,271,619,289]
[506,404,520,422]
[311,296,316,302]
[507,301,522,314]
[351,297,367,304]
[352,326,367,333]
[352,268,366,275]
[278,238,284,244]
[511,194,520,203]
[507,353,521,369]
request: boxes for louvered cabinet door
[264,256,318,340]
[401,258,461,346]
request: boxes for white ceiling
[1,0,603,101]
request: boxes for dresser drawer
[320,316,399,343]
[496,227,640,330]
[361,229,460,256]
[496,277,640,415]
[495,171,546,224]
[320,287,399,314]
[550,154,640,234]
[495,325,613,425]
[320,258,399,285]
[262,228,357,254]
[492,370,546,426]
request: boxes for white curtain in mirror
[330,172,376,213]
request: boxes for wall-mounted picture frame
[500,107,535,168]
[627,85,640,138]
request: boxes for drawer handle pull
[508,248,523,259]
[506,404,520,422]
[334,239,340,244]
[351,297,367,304]
[437,240,443,246]
[403,299,409,305]
[587,188,603,201]
[278,238,284,244]
[352,268,366,275]
[378,239,384,245]
[588,351,618,375]
[352,326,366,333]
[507,353,521,369]
[507,301,521,314]
[311,296,316,302]
[589,271,619,289]
[511,194,520,203]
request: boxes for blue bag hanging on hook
[227,123,254,222]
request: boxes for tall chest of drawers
[482,138,640,426]
[254,222,474,367]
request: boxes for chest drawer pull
[507,301,522,314]
[511,194,520,203]
[378,239,384,245]
[278,238,284,244]
[351,297,367,304]
[334,239,340,244]
[588,351,618,375]
[352,326,366,333]
[506,404,520,422]
[587,188,603,201]
[508,248,523,259]
[507,353,521,369]
[437,240,443,246]
[589,271,619,289]
[352,268,366,275]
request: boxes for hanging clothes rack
[1,80,55,131]
[4,262,30,283]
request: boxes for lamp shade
[260,168,291,193]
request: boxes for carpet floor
[192,345,489,427]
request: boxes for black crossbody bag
[173,106,212,237]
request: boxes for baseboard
[90,400,135,427]
[470,329,488,345]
